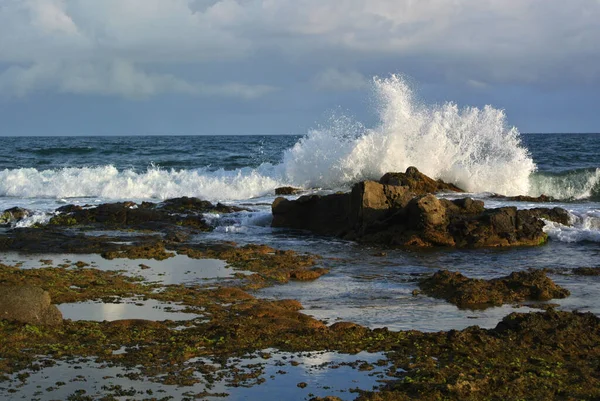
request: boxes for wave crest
[282,75,536,195]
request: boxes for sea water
[1,75,599,333]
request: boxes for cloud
[0,60,277,99]
[313,69,369,91]
[0,0,599,99]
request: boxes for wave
[529,168,600,201]
[544,210,600,243]
[0,165,284,202]
[281,75,535,195]
[0,75,593,203]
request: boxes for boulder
[0,285,63,326]
[0,207,31,226]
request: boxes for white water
[0,75,537,202]
[544,209,600,243]
[283,75,535,195]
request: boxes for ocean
[1,76,599,333]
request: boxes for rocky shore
[1,169,598,400]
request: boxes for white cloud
[0,0,599,98]
[313,69,369,91]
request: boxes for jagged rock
[419,269,570,309]
[379,166,463,194]
[272,168,569,248]
[0,285,63,326]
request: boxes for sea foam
[281,75,536,195]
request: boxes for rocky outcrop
[418,269,570,309]
[272,167,570,248]
[47,197,246,231]
[0,285,63,326]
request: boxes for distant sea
[1,76,599,331]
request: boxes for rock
[161,197,246,214]
[48,200,213,231]
[572,267,600,276]
[0,285,63,326]
[289,267,329,281]
[491,194,555,203]
[379,166,463,194]
[329,321,365,332]
[272,168,569,248]
[419,269,570,309]
[272,193,353,236]
[272,180,414,237]
[275,186,302,195]
[101,242,175,260]
[0,207,31,226]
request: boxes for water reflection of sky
[1,351,388,401]
[58,299,200,321]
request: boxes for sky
[1,0,599,136]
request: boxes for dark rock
[572,267,600,276]
[161,197,246,214]
[272,180,414,237]
[419,269,570,309]
[491,194,556,203]
[164,230,191,243]
[55,204,83,214]
[0,207,31,226]
[379,166,463,194]
[272,168,565,248]
[275,186,302,195]
[524,207,571,226]
[0,285,63,326]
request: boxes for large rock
[0,285,63,326]
[272,168,569,248]
[272,179,415,237]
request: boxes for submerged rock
[0,285,63,326]
[419,269,570,309]
[272,167,569,248]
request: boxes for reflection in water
[1,351,388,401]
[58,299,200,321]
